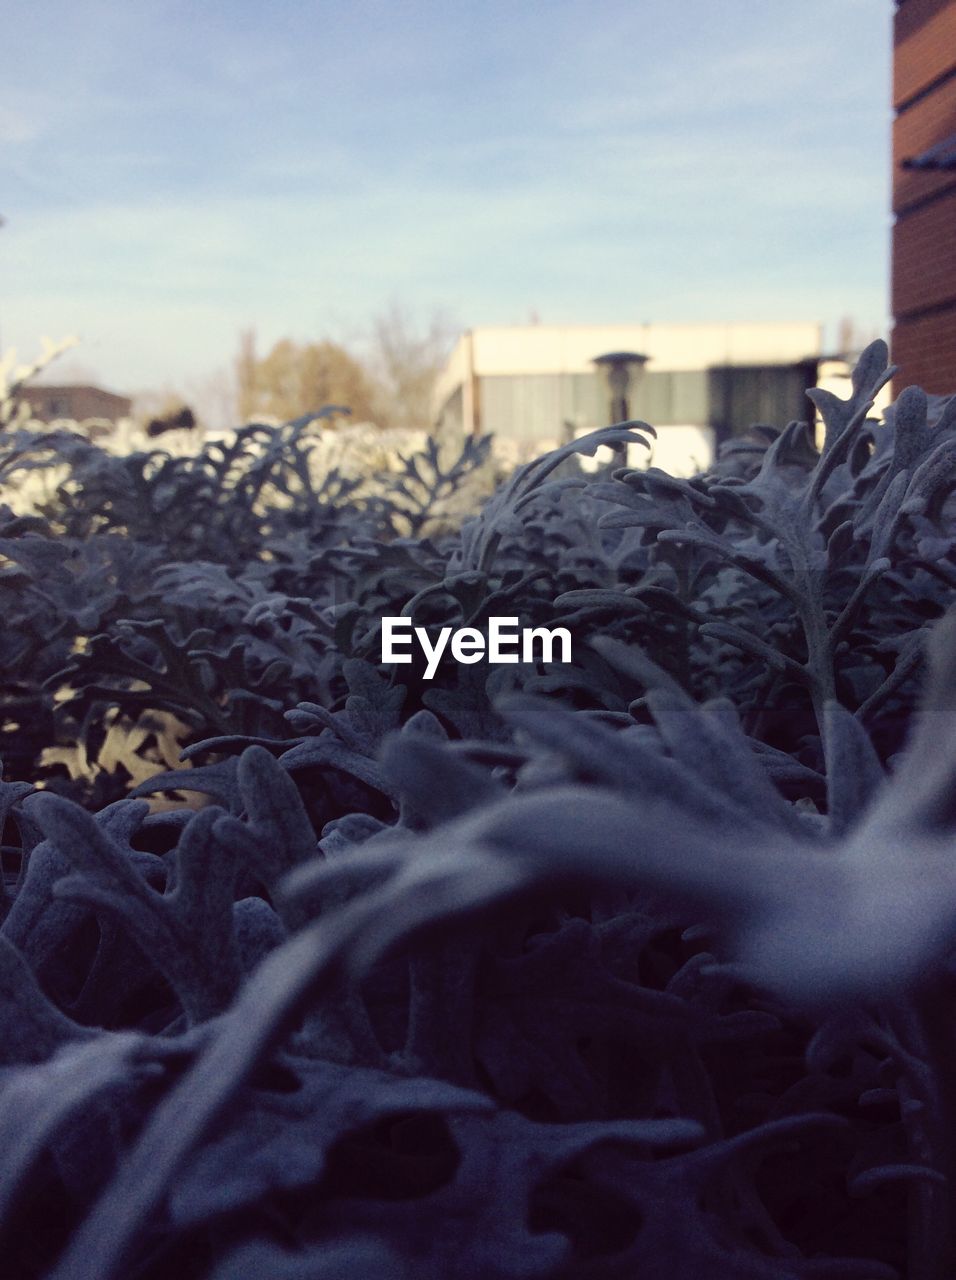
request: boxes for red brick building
[892,0,956,392]
[19,384,132,425]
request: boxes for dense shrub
[0,341,955,1277]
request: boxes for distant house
[892,0,956,392]
[19,384,133,425]
[432,323,822,476]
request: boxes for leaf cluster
[0,348,954,1277]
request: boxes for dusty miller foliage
[0,342,955,1277]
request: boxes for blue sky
[2,0,892,418]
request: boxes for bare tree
[184,365,238,432]
[235,331,379,426]
[367,302,457,431]
[231,308,458,433]
[235,328,258,423]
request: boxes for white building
[433,322,824,475]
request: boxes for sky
[2,0,892,422]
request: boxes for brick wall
[892,190,956,314]
[891,0,956,394]
[892,310,956,390]
[893,71,956,211]
[894,0,956,105]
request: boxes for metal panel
[707,363,818,446]
[477,370,710,440]
[478,374,602,441]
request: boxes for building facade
[19,384,133,425]
[433,323,822,475]
[892,0,956,393]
